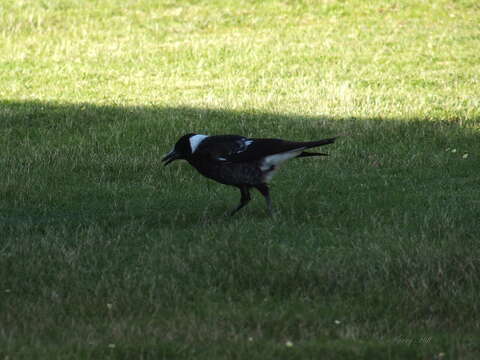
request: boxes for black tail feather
[298,151,329,157]
[303,137,337,148]
[297,137,337,157]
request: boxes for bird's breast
[190,160,264,186]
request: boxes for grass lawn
[1,0,480,358]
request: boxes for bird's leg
[230,186,251,216]
[255,184,272,216]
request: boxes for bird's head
[162,133,209,166]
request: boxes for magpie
[162,133,337,215]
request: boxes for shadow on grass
[1,99,479,231]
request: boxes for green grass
[1,0,480,359]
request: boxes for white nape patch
[244,139,253,146]
[260,148,305,182]
[189,134,209,153]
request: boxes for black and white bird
[162,133,337,215]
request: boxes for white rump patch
[189,134,209,153]
[260,148,305,182]
[260,148,305,170]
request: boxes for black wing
[194,135,322,163]
[194,135,253,163]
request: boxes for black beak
[162,150,181,166]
